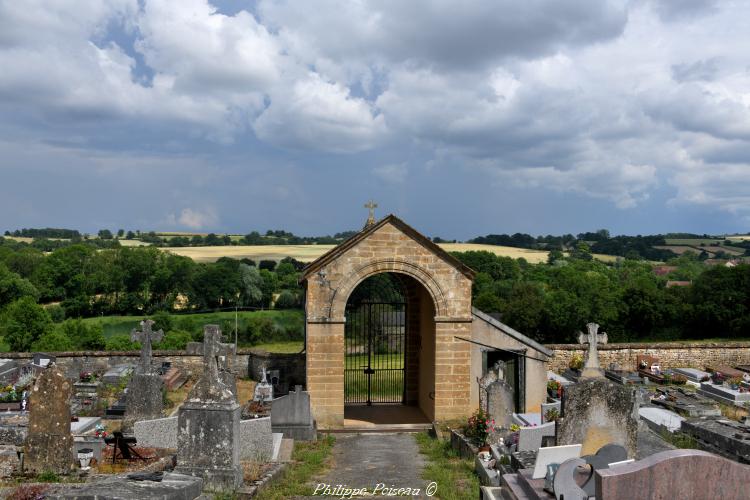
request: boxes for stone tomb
[604,363,643,385]
[638,407,684,434]
[650,387,721,417]
[176,324,242,491]
[271,385,316,441]
[102,364,134,385]
[681,417,750,464]
[672,367,711,385]
[557,377,638,457]
[24,364,73,475]
[697,382,750,406]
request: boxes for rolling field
[161,242,617,264]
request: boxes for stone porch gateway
[301,215,551,429]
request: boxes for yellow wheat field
[161,242,617,264]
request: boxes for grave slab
[70,416,101,435]
[650,387,721,417]
[638,407,684,434]
[697,382,750,406]
[681,418,750,464]
[46,472,203,499]
[102,364,134,385]
[672,367,711,384]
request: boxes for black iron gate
[344,274,407,405]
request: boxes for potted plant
[544,408,560,423]
[547,380,561,398]
[465,408,495,452]
[569,353,584,371]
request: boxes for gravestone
[578,323,607,379]
[271,385,316,440]
[217,338,238,398]
[253,367,274,403]
[102,364,134,385]
[486,377,514,430]
[123,320,164,431]
[176,324,242,490]
[0,359,18,385]
[24,364,73,475]
[595,449,750,500]
[478,361,501,414]
[558,323,638,457]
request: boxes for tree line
[453,250,749,343]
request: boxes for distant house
[653,265,677,276]
[666,280,691,288]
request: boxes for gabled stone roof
[300,214,476,281]
[472,307,553,357]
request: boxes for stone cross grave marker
[578,322,607,379]
[190,324,234,402]
[253,367,274,402]
[131,319,163,374]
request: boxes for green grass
[415,432,479,500]
[252,341,304,353]
[345,352,405,401]
[659,430,698,449]
[664,238,726,245]
[255,435,335,500]
[81,309,303,340]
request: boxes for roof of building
[300,214,476,280]
[472,307,554,357]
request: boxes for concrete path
[303,433,432,499]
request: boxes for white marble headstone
[532,444,582,479]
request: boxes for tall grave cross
[578,322,607,378]
[131,319,163,374]
[364,200,378,227]
[192,324,234,402]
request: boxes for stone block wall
[547,342,750,373]
[0,350,253,380]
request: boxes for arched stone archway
[301,215,475,429]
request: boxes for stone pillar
[433,321,472,421]
[305,322,344,429]
[25,364,73,475]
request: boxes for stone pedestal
[25,365,73,475]
[176,400,242,491]
[557,378,638,457]
[122,373,164,431]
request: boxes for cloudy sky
[1,0,749,239]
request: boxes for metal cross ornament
[577,322,608,378]
[131,319,164,374]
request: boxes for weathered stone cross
[193,324,235,401]
[364,200,378,227]
[131,319,163,374]
[578,322,608,378]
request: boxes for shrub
[569,353,584,370]
[156,329,193,350]
[274,290,298,309]
[465,408,495,445]
[105,334,139,351]
[31,329,74,352]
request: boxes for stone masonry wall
[547,342,750,373]
[1,350,252,380]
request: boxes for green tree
[0,264,39,307]
[57,318,105,350]
[239,263,263,306]
[2,297,53,351]
[98,229,113,240]
[117,229,125,238]
[31,329,74,352]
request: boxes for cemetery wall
[547,342,750,372]
[0,350,253,379]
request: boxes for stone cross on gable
[131,319,163,374]
[364,200,378,227]
[578,322,607,378]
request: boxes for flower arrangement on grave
[569,353,584,371]
[547,380,563,398]
[728,376,743,390]
[671,374,688,385]
[465,408,495,446]
[94,423,108,439]
[0,385,20,403]
[79,371,98,383]
[711,371,725,384]
[544,408,560,422]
